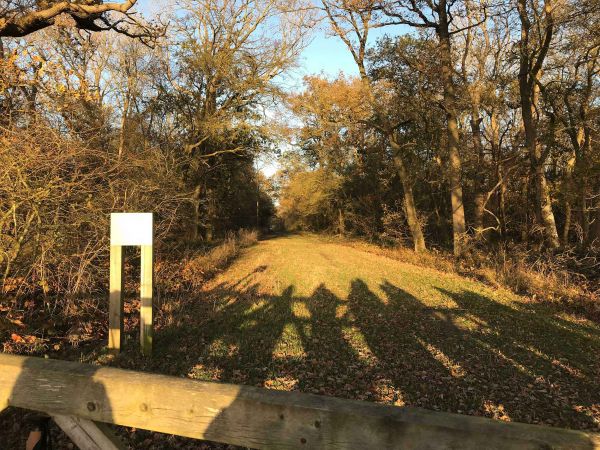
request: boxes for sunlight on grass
[415,337,466,378]
[154,235,600,431]
[292,301,311,319]
[273,322,306,358]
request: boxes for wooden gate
[1,354,599,449]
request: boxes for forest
[1,0,599,306]
[0,0,600,448]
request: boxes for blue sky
[135,0,402,176]
[137,0,398,85]
[295,26,403,81]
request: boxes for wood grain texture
[1,354,599,449]
[140,244,153,356]
[108,245,124,354]
[52,415,125,450]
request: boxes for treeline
[0,0,311,295]
[279,0,600,258]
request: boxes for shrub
[0,122,189,297]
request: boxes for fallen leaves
[10,333,24,343]
[2,235,600,450]
[10,318,25,328]
[10,333,38,344]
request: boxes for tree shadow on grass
[349,279,600,429]
[109,267,600,447]
[433,286,600,428]
[5,266,599,449]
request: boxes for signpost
[108,213,154,356]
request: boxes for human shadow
[193,274,598,448]
[5,266,599,448]
[73,260,599,447]
[345,278,599,430]
[149,277,369,395]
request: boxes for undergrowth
[341,236,600,321]
[0,229,259,356]
[181,229,258,288]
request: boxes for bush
[464,245,600,318]
[0,122,189,297]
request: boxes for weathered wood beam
[1,354,599,449]
[52,415,125,450]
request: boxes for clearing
[139,233,600,434]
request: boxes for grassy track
[143,234,599,432]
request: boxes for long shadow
[291,284,373,400]
[347,279,600,429]
[432,286,600,429]
[150,278,369,394]
[150,270,599,432]
[347,279,468,409]
[4,269,599,448]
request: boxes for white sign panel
[110,213,153,246]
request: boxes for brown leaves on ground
[2,235,600,449]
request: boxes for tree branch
[0,1,156,40]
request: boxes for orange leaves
[10,333,37,344]
[10,318,25,328]
[290,75,372,126]
[10,333,24,343]
[2,277,25,294]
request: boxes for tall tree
[516,0,560,248]
[321,0,427,252]
[166,0,311,239]
[379,0,479,255]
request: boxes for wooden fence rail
[1,353,599,449]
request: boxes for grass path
[137,234,600,434]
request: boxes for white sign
[110,213,153,246]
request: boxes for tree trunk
[337,208,345,235]
[490,111,506,237]
[534,159,560,248]
[517,0,559,249]
[581,182,589,245]
[471,115,485,233]
[192,184,202,241]
[391,145,426,253]
[587,197,600,246]
[118,91,130,160]
[438,3,467,255]
[204,188,215,242]
[562,152,576,246]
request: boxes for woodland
[0,0,600,448]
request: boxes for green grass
[121,234,600,432]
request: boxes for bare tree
[320,0,427,252]
[0,0,157,42]
[379,0,484,255]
